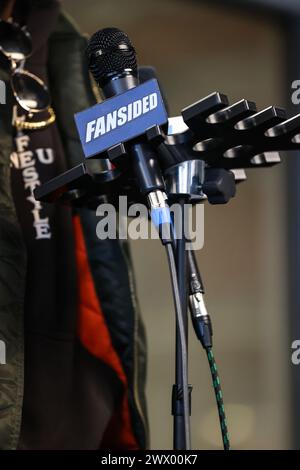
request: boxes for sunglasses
[0,19,55,130]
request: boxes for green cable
[206,348,230,450]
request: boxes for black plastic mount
[181,91,300,169]
[34,91,300,206]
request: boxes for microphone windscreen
[86,27,137,84]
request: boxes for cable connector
[189,292,213,349]
[148,190,172,244]
[147,189,168,210]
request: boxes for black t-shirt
[10,1,77,335]
[11,122,77,335]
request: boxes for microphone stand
[164,156,231,450]
[34,87,300,451]
[172,197,191,450]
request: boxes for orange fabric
[73,215,138,450]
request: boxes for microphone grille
[86,27,137,84]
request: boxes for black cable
[176,200,188,327]
[165,243,191,450]
[149,196,191,449]
[177,199,189,329]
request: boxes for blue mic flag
[74,79,168,158]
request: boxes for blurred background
[63,0,300,449]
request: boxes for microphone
[86,27,172,242]
[87,27,138,98]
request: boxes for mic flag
[74,78,168,158]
